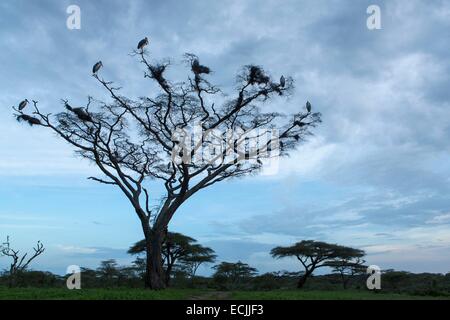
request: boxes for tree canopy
[179,244,217,280]
[213,261,258,289]
[13,44,321,288]
[271,240,365,288]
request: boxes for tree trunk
[190,265,199,287]
[297,271,312,289]
[8,272,16,288]
[343,279,349,290]
[165,264,172,287]
[340,273,347,289]
[142,227,166,290]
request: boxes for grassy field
[230,290,449,300]
[1,287,449,300]
[0,287,204,300]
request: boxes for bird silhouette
[306,101,312,113]
[137,37,149,51]
[280,76,286,88]
[92,61,103,74]
[191,59,210,75]
[16,114,41,126]
[65,103,93,122]
[294,120,306,127]
[18,99,29,111]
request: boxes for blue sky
[1,0,450,275]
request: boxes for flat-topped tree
[13,44,321,289]
[179,244,217,282]
[213,261,258,289]
[271,240,364,288]
[326,258,366,289]
[324,245,366,289]
[128,232,215,286]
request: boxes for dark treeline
[2,235,450,297]
[2,265,450,297]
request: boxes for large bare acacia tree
[13,47,321,289]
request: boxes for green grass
[1,287,448,300]
[0,287,204,300]
[230,290,450,300]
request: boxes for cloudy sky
[1,0,450,275]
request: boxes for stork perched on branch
[65,102,93,122]
[280,76,286,88]
[137,37,149,52]
[191,58,210,75]
[18,99,29,111]
[16,114,41,126]
[92,61,103,75]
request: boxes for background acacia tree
[179,244,216,283]
[13,44,321,289]
[326,251,366,289]
[128,232,215,286]
[271,240,364,289]
[96,259,120,287]
[213,261,258,290]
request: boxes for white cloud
[427,213,450,224]
[56,245,98,254]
